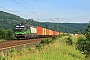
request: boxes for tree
[0,29,4,39]
[5,29,15,40]
[84,22,90,55]
[85,22,90,40]
[76,22,90,57]
[76,37,87,53]
[0,29,15,40]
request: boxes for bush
[5,29,15,40]
[40,39,52,44]
[0,29,15,40]
[35,43,43,51]
[58,35,63,38]
[0,29,5,39]
[76,37,86,52]
[76,22,90,57]
[52,36,57,40]
[66,37,72,45]
[76,36,90,57]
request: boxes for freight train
[14,22,58,39]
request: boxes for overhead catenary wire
[20,0,41,20]
[0,5,87,23]
[12,0,43,19]
[21,0,38,13]
[21,0,54,22]
[34,0,55,22]
[35,0,45,15]
[0,5,20,16]
[0,5,28,29]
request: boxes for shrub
[58,35,63,38]
[76,36,90,57]
[52,36,57,40]
[5,29,15,40]
[76,22,90,57]
[40,39,52,44]
[0,29,15,40]
[66,37,72,45]
[76,37,86,52]
[35,43,43,50]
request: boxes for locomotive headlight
[21,26,25,27]
[16,26,20,27]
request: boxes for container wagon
[14,23,59,39]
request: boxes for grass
[1,35,87,60]
[17,36,85,60]
[0,39,6,42]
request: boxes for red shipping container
[53,31,58,36]
[52,31,54,36]
[53,31,55,36]
[46,29,49,35]
[55,31,57,35]
[35,26,42,35]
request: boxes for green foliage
[5,29,15,40]
[0,53,3,60]
[35,43,43,51]
[76,37,87,52]
[0,11,25,30]
[0,29,15,40]
[66,37,72,45]
[29,19,87,33]
[76,36,90,57]
[0,52,6,60]
[58,35,62,38]
[0,36,86,60]
[0,11,88,33]
[76,22,90,57]
[1,57,6,60]
[18,36,85,60]
[73,30,79,34]
[40,39,52,44]
[85,22,90,40]
[52,36,57,40]
[0,29,5,39]
[84,22,90,56]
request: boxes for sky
[0,0,90,23]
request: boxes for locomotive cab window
[15,25,25,31]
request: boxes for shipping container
[52,31,54,35]
[30,27,37,33]
[57,32,59,35]
[42,28,46,35]
[60,32,64,35]
[53,31,57,36]
[49,30,53,35]
[55,31,58,35]
[35,26,42,35]
[46,29,49,35]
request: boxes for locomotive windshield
[15,25,25,31]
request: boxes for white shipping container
[30,27,37,33]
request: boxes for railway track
[0,38,43,51]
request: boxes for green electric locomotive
[15,22,30,39]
